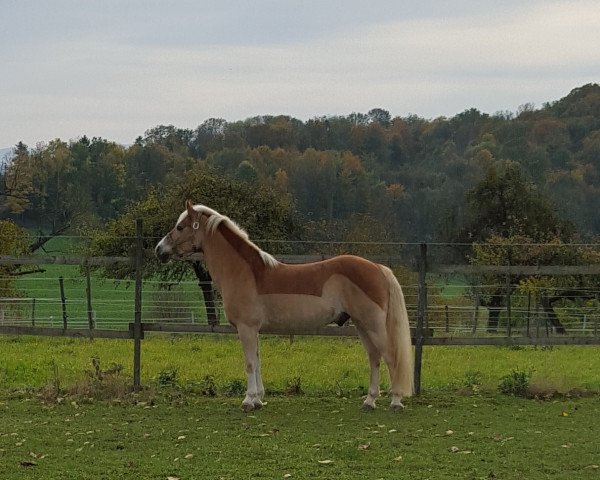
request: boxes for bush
[223,379,245,397]
[462,370,484,394]
[285,376,303,395]
[199,375,217,397]
[155,368,179,388]
[498,369,532,397]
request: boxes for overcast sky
[1,0,599,148]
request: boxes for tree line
[2,83,600,247]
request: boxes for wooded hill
[2,84,599,245]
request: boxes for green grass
[1,394,599,479]
[2,335,600,394]
[2,336,600,479]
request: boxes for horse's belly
[259,294,339,333]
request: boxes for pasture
[1,387,599,479]
[2,335,600,479]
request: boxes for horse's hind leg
[236,324,263,412]
[255,340,265,401]
[356,328,381,410]
[358,321,404,410]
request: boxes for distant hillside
[2,84,600,242]
[0,147,13,163]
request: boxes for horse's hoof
[241,402,255,413]
[361,402,376,411]
[253,400,264,410]
[390,402,405,412]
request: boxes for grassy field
[1,393,599,479]
[1,335,600,395]
[2,336,600,479]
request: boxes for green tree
[461,160,572,243]
[461,161,574,332]
[86,172,299,323]
[1,142,33,214]
[0,221,29,317]
[472,235,600,333]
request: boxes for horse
[155,200,414,411]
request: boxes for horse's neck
[202,225,254,291]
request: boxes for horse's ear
[186,200,195,217]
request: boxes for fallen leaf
[445,430,454,436]
[358,443,371,450]
[394,455,403,462]
[283,474,292,479]
[561,411,569,417]
[318,459,334,464]
[449,446,460,453]
[585,465,599,470]
[185,453,194,459]
[167,476,180,480]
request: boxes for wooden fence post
[526,292,531,337]
[59,276,67,331]
[414,243,427,396]
[85,264,94,337]
[471,292,479,335]
[505,270,512,337]
[133,219,144,392]
[535,296,541,337]
[31,298,36,326]
[444,305,449,333]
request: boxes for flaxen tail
[380,265,414,397]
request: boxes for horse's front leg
[236,324,263,412]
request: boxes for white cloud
[1,0,599,146]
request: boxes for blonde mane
[179,205,278,268]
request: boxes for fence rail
[2,233,600,393]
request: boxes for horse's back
[257,255,387,309]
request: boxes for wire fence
[2,253,600,338]
[4,235,600,393]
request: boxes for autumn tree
[86,171,299,324]
[461,160,573,243]
[0,221,29,317]
[462,160,574,332]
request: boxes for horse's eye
[176,225,184,231]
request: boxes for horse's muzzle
[155,244,171,263]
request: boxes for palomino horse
[155,201,414,411]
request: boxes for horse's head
[155,200,206,263]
